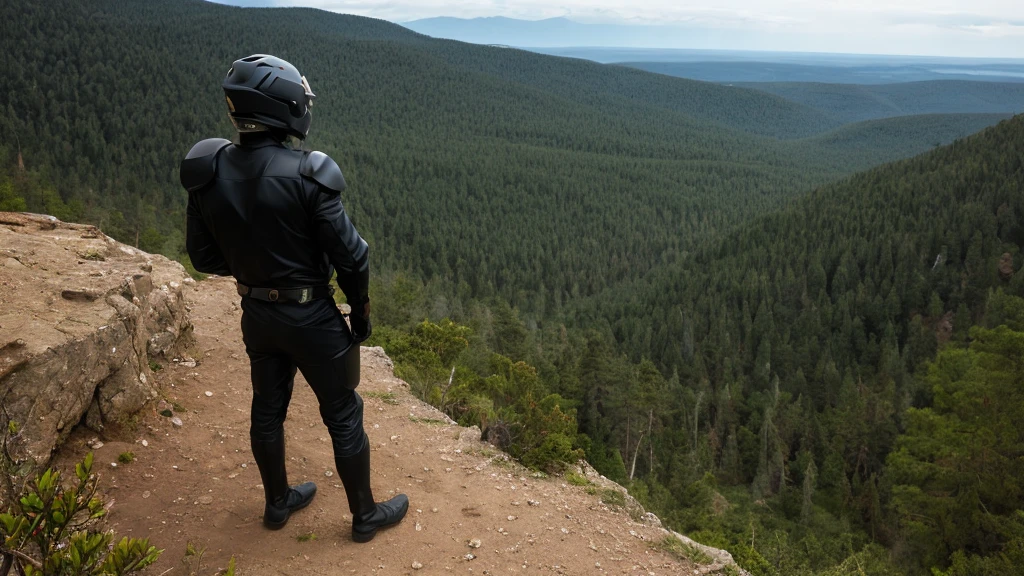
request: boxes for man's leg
[248,350,317,529]
[298,343,408,542]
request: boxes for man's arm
[312,190,369,307]
[180,138,232,276]
[186,194,231,276]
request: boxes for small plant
[654,536,714,565]
[148,360,162,372]
[408,416,448,426]
[296,532,317,542]
[118,451,135,464]
[181,542,236,576]
[600,488,626,507]
[115,413,141,434]
[0,452,162,575]
[565,471,591,486]
[362,391,399,405]
[7,421,19,435]
[79,250,105,262]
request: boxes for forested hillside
[739,80,1024,124]
[0,0,1009,314]
[562,115,1024,574]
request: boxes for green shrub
[0,453,161,575]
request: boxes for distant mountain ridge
[404,16,613,47]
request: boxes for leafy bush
[0,453,161,575]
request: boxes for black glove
[349,300,372,342]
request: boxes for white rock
[205,391,213,397]
[411,562,423,570]
[171,417,183,428]
[468,539,481,548]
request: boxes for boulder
[0,212,193,478]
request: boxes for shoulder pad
[300,151,347,193]
[180,138,231,193]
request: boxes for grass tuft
[654,536,715,565]
[600,489,626,507]
[565,471,591,486]
[363,391,399,405]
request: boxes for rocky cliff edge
[0,212,193,480]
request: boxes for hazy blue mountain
[404,16,588,46]
[402,16,780,50]
[622,60,1024,84]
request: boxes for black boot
[251,435,317,530]
[336,443,409,543]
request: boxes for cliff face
[0,213,192,480]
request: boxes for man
[180,54,408,543]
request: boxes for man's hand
[349,300,372,342]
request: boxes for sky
[212,0,1024,57]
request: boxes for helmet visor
[301,76,315,108]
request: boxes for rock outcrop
[0,213,193,480]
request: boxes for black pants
[241,297,367,458]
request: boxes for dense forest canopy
[2,0,1023,574]
[0,0,1008,314]
[736,81,1024,124]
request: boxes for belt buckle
[268,289,279,302]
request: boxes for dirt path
[55,277,698,575]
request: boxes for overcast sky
[215,0,1024,57]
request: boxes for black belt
[236,283,334,304]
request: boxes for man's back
[182,133,368,303]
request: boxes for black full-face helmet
[222,54,315,140]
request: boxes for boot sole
[352,501,410,543]
[263,497,314,530]
[352,528,377,543]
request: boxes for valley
[1,1,1023,574]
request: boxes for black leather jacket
[180,133,369,306]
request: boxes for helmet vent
[241,56,263,62]
[253,71,272,90]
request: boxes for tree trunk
[647,409,654,475]
[438,365,456,412]
[629,430,645,481]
